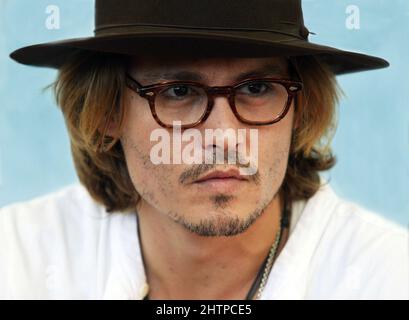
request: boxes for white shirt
[0,180,408,300]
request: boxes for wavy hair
[53,51,341,213]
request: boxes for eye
[237,81,273,95]
[161,85,199,99]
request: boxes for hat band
[94,23,309,41]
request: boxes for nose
[205,94,242,130]
[199,95,245,163]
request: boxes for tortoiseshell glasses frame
[125,68,303,129]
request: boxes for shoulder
[0,183,104,220]
[0,184,114,299]
[305,180,407,244]
[324,185,407,257]
[0,184,109,243]
[306,182,408,299]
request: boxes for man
[1,0,408,299]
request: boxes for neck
[136,194,285,300]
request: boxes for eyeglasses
[125,71,303,129]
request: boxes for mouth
[193,169,248,192]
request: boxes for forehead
[129,54,289,83]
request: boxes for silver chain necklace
[254,224,282,300]
[245,196,290,300]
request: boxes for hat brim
[9,29,389,75]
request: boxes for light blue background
[0,0,408,226]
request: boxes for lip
[194,169,248,183]
[193,169,248,193]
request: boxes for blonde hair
[53,52,341,213]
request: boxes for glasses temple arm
[125,73,144,93]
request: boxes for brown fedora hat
[10,0,389,74]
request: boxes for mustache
[178,149,259,185]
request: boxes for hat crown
[95,0,309,39]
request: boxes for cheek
[259,134,291,186]
[120,92,172,202]
[123,90,155,128]
[257,106,294,188]
[121,92,196,209]
[121,132,179,207]
[121,89,162,165]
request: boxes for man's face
[120,54,295,236]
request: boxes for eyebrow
[139,63,288,83]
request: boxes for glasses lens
[234,80,289,122]
[155,84,207,126]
